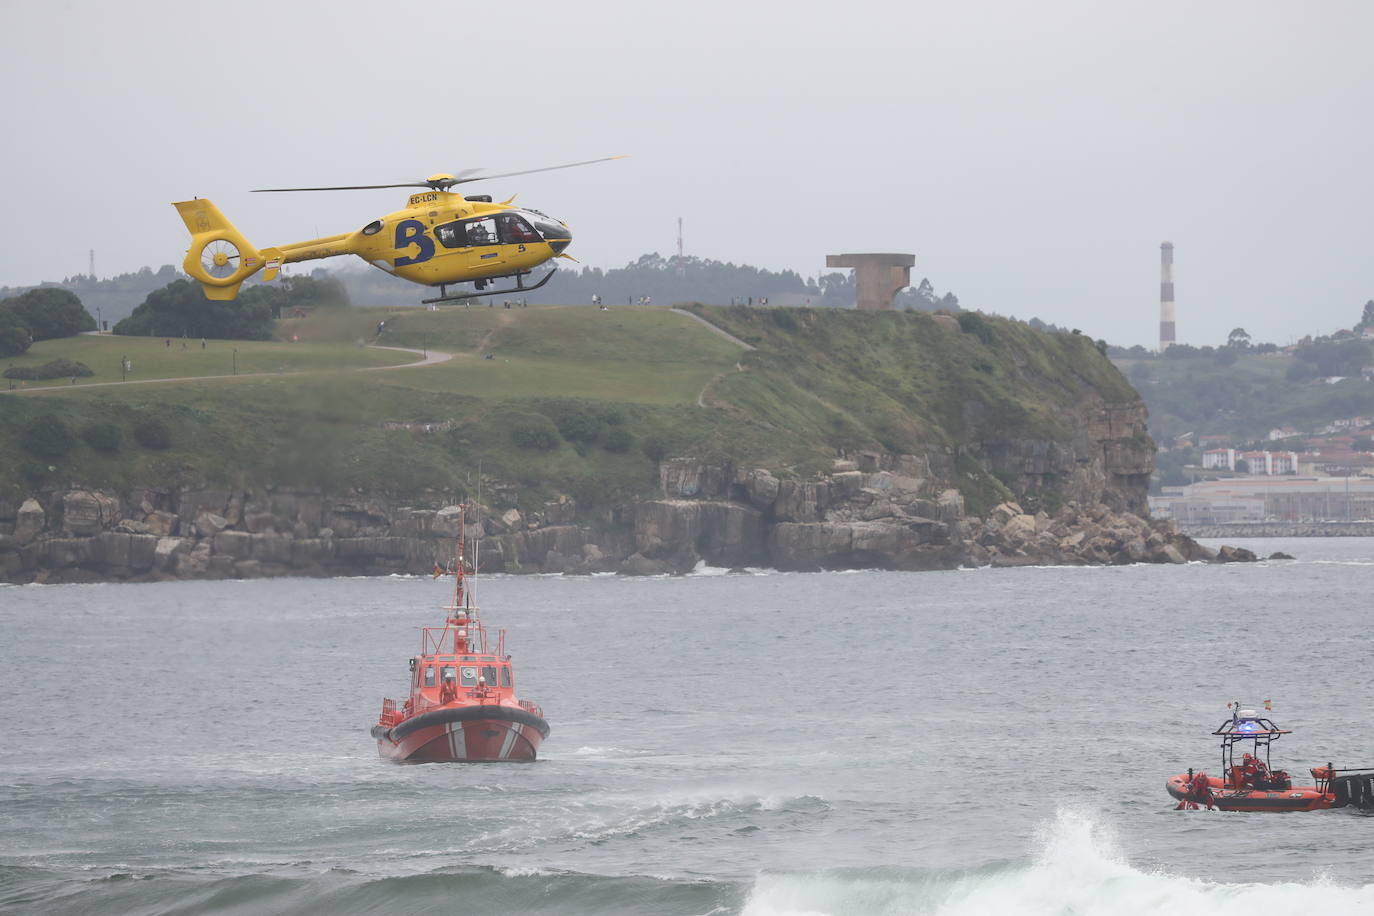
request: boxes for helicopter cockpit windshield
[520,208,571,252]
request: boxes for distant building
[1203,448,1236,470]
[1200,449,1298,475]
[1151,476,1374,523]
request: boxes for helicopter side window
[465,218,499,246]
[435,222,463,248]
[498,213,540,244]
[434,217,499,249]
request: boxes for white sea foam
[740,807,1374,916]
[566,745,641,757]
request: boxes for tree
[0,305,31,356]
[1361,299,1374,330]
[2,288,96,341]
[1226,327,1251,349]
[114,279,273,340]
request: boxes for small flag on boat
[1264,699,1273,711]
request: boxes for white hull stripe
[499,722,522,759]
[447,721,467,759]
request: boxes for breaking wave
[741,808,1374,915]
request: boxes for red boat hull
[372,704,549,763]
[1166,773,1335,812]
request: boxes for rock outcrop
[0,454,1255,583]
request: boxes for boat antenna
[474,461,482,581]
[453,504,466,613]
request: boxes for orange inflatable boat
[1166,704,1373,812]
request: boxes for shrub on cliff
[133,418,172,449]
[81,423,122,453]
[641,435,668,462]
[552,406,604,444]
[957,310,995,345]
[21,415,75,459]
[508,413,560,450]
[603,427,633,453]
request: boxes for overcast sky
[2,0,1370,348]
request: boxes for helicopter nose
[531,216,572,254]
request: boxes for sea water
[2,538,1372,914]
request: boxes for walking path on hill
[669,308,756,351]
[666,309,755,409]
[0,344,453,396]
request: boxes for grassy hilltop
[0,304,1137,515]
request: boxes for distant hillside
[0,266,186,329]
[1112,325,1374,445]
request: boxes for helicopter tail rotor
[173,199,264,300]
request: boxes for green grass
[0,334,413,387]
[0,304,1144,512]
[691,306,1139,452]
[0,307,761,506]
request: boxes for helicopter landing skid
[422,268,557,305]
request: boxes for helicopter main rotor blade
[446,156,628,186]
[252,182,433,193]
[249,157,625,193]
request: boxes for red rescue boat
[1167,703,1374,812]
[371,507,549,762]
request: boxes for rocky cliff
[0,456,1248,584]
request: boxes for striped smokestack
[1159,241,1176,352]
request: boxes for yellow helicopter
[173,156,624,304]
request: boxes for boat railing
[519,699,544,719]
[422,623,489,655]
[378,698,402,727]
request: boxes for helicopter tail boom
[173,199,264,300]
